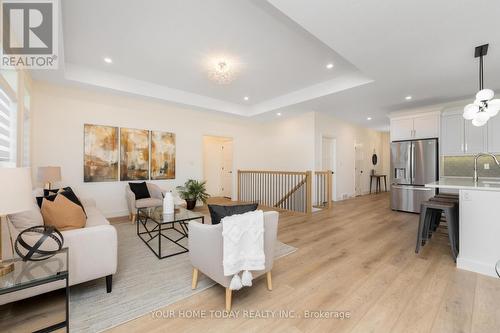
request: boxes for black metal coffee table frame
[136,207,204,259]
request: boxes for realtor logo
[1,0,58,69]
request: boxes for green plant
[176,179,210,203]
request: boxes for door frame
[320,135,337,202]
[202,135,234,199]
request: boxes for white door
[487,116,500,153]
[321,136,336,201]
[354,144,365,196]
[221,141,233,198]
[465,121,487,154]
[413,114,439,139]
[390,118,414,141]
[441,114,464,155]
[203,136,233,197]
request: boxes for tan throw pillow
[40,194,86,231]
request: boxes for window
[0,87,16,166]
[22,89,31,166]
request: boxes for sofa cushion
[208,203,259,225]
[129,182,151,200]
[40,194,86,231]
[84,205,110,228]
[8,203,44,231]
[135,198,162,209]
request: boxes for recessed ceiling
[31,0,369,117]
[31,0,500,130]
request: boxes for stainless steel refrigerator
[390,138,438,213]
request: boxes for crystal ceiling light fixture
[463,44,500,127]
[208,59,236,84]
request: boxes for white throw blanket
[222,210,265,290]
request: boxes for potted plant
[176,179,210,210]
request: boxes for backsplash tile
[442,155,500,178]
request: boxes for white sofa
[0,195,117,305]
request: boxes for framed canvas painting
[120,128,150,181]
[151,131,175,180]
[84,124,119,182]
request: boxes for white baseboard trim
[457,256,498,278]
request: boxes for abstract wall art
[120,128,150,181]
[151,131,176,180]
[84,124,119,182]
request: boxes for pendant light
[463,44,500,126]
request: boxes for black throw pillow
[208,203,259,225]
[129,182,151,200]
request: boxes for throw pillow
[208,203,259,225]
[129,182,151,200]
[8,203,44,230]
[40,194,86,231]
[37,187,87,217]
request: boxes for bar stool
[415,200,459,261]
[428,196,458,233]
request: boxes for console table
[370,174,388,193]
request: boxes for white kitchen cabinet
[441,113,464,155]
[464,121,487,154]
[413,114,440,139]
[487,115,500,153]
[390,118,414,141]
[390,113,439,141]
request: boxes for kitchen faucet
[473,152,500,182]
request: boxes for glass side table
[0,248,69,332]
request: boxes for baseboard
[457,256,498,278]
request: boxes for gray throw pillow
[8,203,44,231]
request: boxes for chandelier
[208,60,235,84]
[463,44,500,127]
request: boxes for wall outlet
[484,163,490,170]
[463,191,471,201]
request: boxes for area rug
[70,221,297,333]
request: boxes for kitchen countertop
[426,177,500,191]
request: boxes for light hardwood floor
[2,193,500,332]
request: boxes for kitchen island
[426,177,500,277]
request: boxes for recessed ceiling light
[405,95,412,100]
[326,63,334,69]
[367,117,372,120]
[243,96,249,101]
[104,57,113,64]
[276,112,282,116]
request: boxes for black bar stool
[415,200,459,261]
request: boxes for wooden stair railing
[314,170,333,209]
[237,170,312,213]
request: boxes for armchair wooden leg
[129,212,132,221]
[191,268,199,290]
[266,271,273,291]
[225,288,232,311]
[131,214,137,224]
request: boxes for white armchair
[189,211,279,311]
[126,183,163,223]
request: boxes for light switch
[463,191,471,201]
[484,163,490,170]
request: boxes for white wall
[32,82,316,217]
[314,112,388,200]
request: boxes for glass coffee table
[136,206,204,259]
[0,248,69,332]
